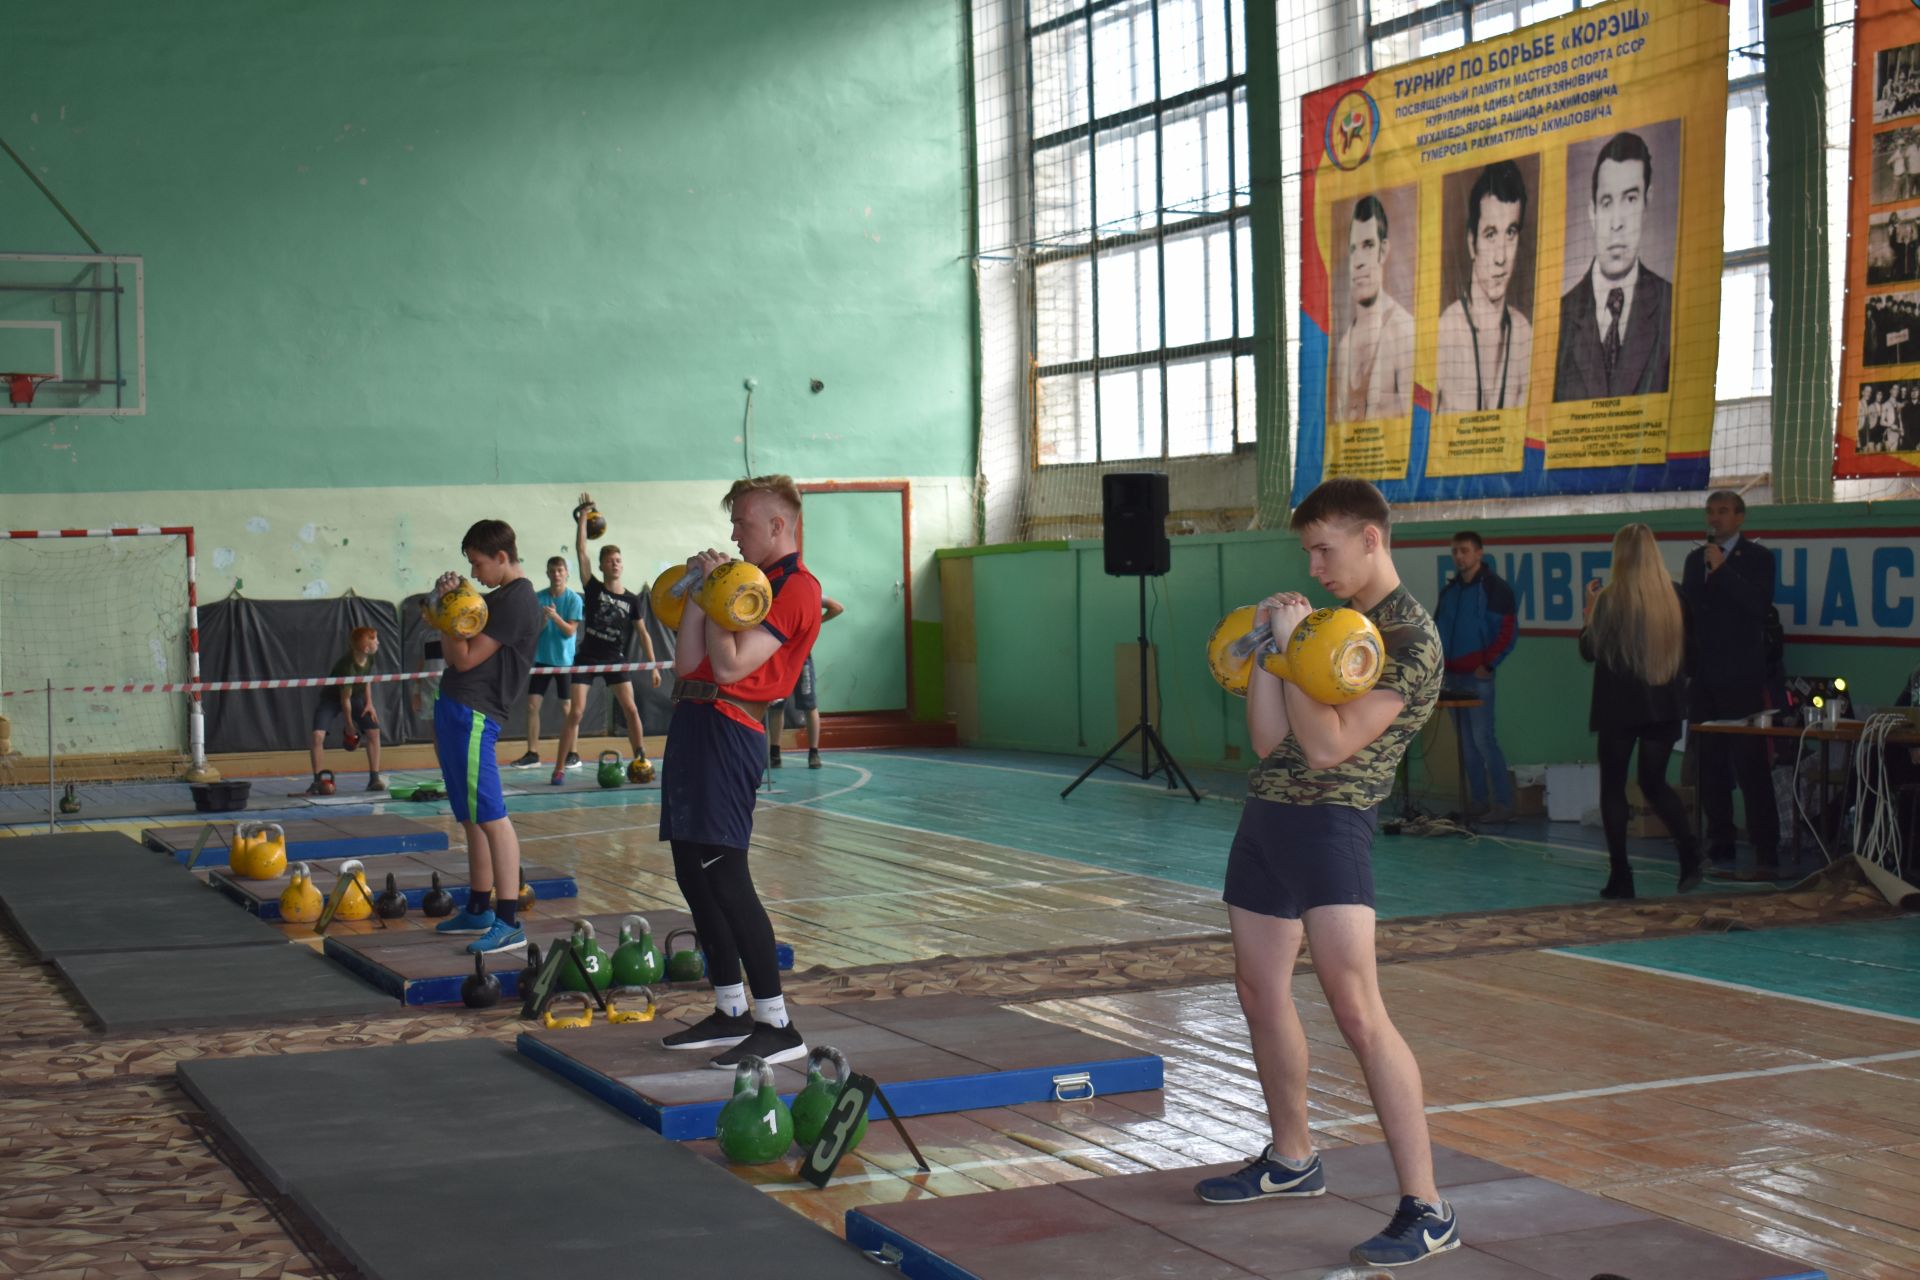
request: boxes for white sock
[714,983,747,1017]
[750,994,789,1028]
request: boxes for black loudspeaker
[1102,472,1170,577]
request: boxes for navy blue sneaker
[435,907,494,936]
[1350,1195,1459,1266]
[1194,1145,1325,1204]
[465,921,526,955]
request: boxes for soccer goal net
[0,527,201,781]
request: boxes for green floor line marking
[1556,919,1920,1022]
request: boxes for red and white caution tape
[0,659,673,699]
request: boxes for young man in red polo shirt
[659,474,822,1067]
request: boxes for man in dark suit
[1682,491,1782,879]
[1553,132,1671,401]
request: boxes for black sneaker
[510,751,541,767]
[711,1020,806,1069]
[769,745,783,768]
[366,773,386,792]
[564,753,582,769]
[661,1009,754,1051]
[807,749,822,770]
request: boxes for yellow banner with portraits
[1293,1,1727,503]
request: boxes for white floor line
[766,869,1135,908]
[754,778,1211,884]
[755,1043,1920,1193]
[1548,949,1920,1027]
[1318,1046,1920,1135]
[753,1147,1135,1192]
[860,750,1234,799]
[762,761,875,811]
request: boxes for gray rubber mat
[55,945,396,1032]
[295,1142,871,1280]
[5,879,285,960]
[180,1040,868,1279]
[0,830,150,855]
[178,1041,640,1192]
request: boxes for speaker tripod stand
[1061,574,1201,803]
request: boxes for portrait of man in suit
[1331,193,1416,424]
[1553,130,1673,402]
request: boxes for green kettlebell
[664,927,704,983]
[610,914,664,987]
[596,750,625,789]
[557,918,613,993]
[715,1055,794,1165]
[791,1046,867,1151]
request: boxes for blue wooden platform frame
[840,1145,1829,1280]
[142,819,449,867]
[517,1031,1164,1141]
[210,870,578,921]
[323,936,793,1006]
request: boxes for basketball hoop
[5,373,57,408]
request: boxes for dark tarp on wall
[399,587,679,751]
[201,595,403,754]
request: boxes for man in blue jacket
[1435,532,1519,822]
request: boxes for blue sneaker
[1351,1195,1459,1266]
[1194,1145,1325,1204]
[434,908,494,935]
[465,921,526,955]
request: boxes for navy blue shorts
[1223,798,1378,919]
[659,700,764,848]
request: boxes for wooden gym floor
[2,747,1917,1279]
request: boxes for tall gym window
[1029,0,1256,466]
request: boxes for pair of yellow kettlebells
[228,822,288,880]
[1205,606,1385,705]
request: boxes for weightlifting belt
[671,677,771,725]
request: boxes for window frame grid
[1026,0,1255,467]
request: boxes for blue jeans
[1450,674,1512,808]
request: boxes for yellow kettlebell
[694,561,773,632]
[279,862,324,923]
[329,858,375,922]
[1206,604,1385,705]
[541,991,594,1030]
[650,564,691,630]
[605,985,657,1024]
[229,821,288,880]
[429,576,489,638]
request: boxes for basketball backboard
[0,252,145,416]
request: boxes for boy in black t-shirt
[550,492,661,786]
[429,520,543,956]
[306,626,384,794]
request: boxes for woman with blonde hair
[1580,523,1701,898]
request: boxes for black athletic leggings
[670,840,782,999]
[1597,727,1692,877]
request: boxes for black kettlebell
[421,872,454,918]
[461,953,501,1008]
[519,941,542,1001]
[374,872,408,919]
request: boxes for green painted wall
[3,0,973,495]
[945,501,1920,771]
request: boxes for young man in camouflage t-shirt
[1194,477,1457,1269]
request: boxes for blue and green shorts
[433,697,506,824]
